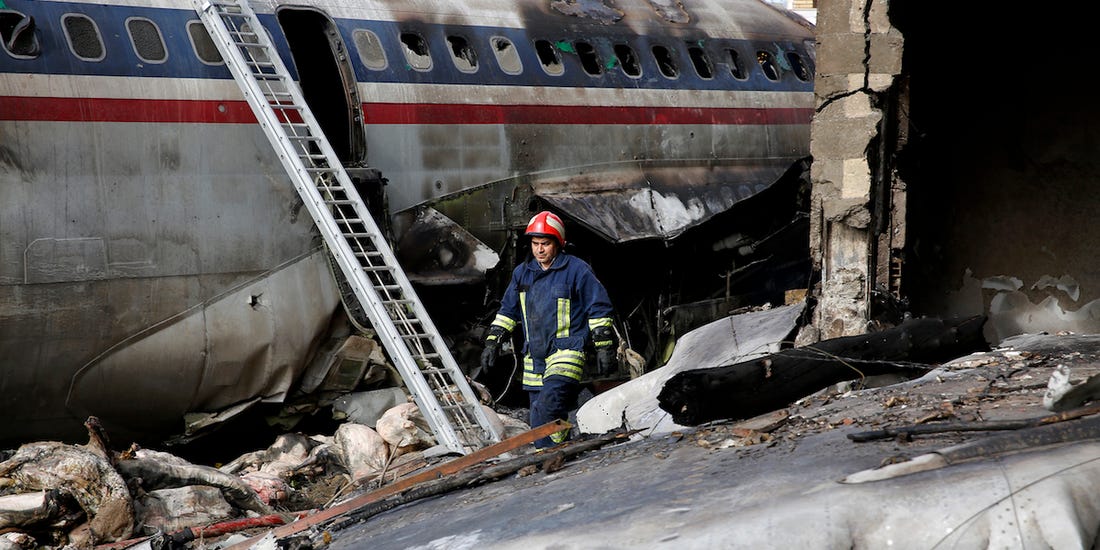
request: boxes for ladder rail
[193,0,501,454]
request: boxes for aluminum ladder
[192,0,501,454]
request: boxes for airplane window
[126,18,166,63]
[187,21,222,64]
[62,14,104,61]
[491,36,522,75]
[0,11,40,58]
[652,44,678,78]
[786,51,811,81]
[613,44,641,77]
[574,41,601,76]
[687,43,713,79]
[534,39,563,76]
[399,32,432,71]
[353,29,387,70]
[756,50,779,81]
[725,48,746,79]
[447,35,478,73]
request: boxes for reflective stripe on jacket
[491,253,613,389]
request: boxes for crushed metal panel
[393,206,500,285]
[65,251,340,439]
[533,160,796,242]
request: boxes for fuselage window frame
[786,50,811,81]
[125,17,167,64]
[651,44,679,79]
[352,28,387,71]
[490,36,522,75]
[574,40,602,76]
[61,13,105,62]
[0,10,41,59]
[756,49,780,81]
[687,42,713,79]
[725,47,747,80]
[534,39,564,76]
[446,34,478,73]
[613,43,642,78]
[187,20,223,65]
[399,31,432,72]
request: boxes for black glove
[480,325,507,373]
[595,347,617,377]
[591,326,617,377]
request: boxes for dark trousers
[528,374,581,448]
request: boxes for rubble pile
[0,401,525,550]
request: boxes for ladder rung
[196,0,500,453]
[441,403,474,412]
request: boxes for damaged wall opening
[894,4,1100,344]
[819,2,1100,345]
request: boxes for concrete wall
[807,0,903,340]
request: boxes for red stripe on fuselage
[0,96,812,125]
[1,96,257,123]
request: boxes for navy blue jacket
[491,253,613,388]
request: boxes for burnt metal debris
[657,315,989,426]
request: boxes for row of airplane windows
[383,30,813,83]
[0,10,812,84]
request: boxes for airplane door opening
[276,8,364,164]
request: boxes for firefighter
[480,211,617,448]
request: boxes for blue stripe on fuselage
[0,0,813,94]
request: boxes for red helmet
[525,211,566,247]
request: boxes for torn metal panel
[576,301,804,436]
[533,160,797,243]
[549,0,624,23]
[645,0,689,23]
[393,206,500,285]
